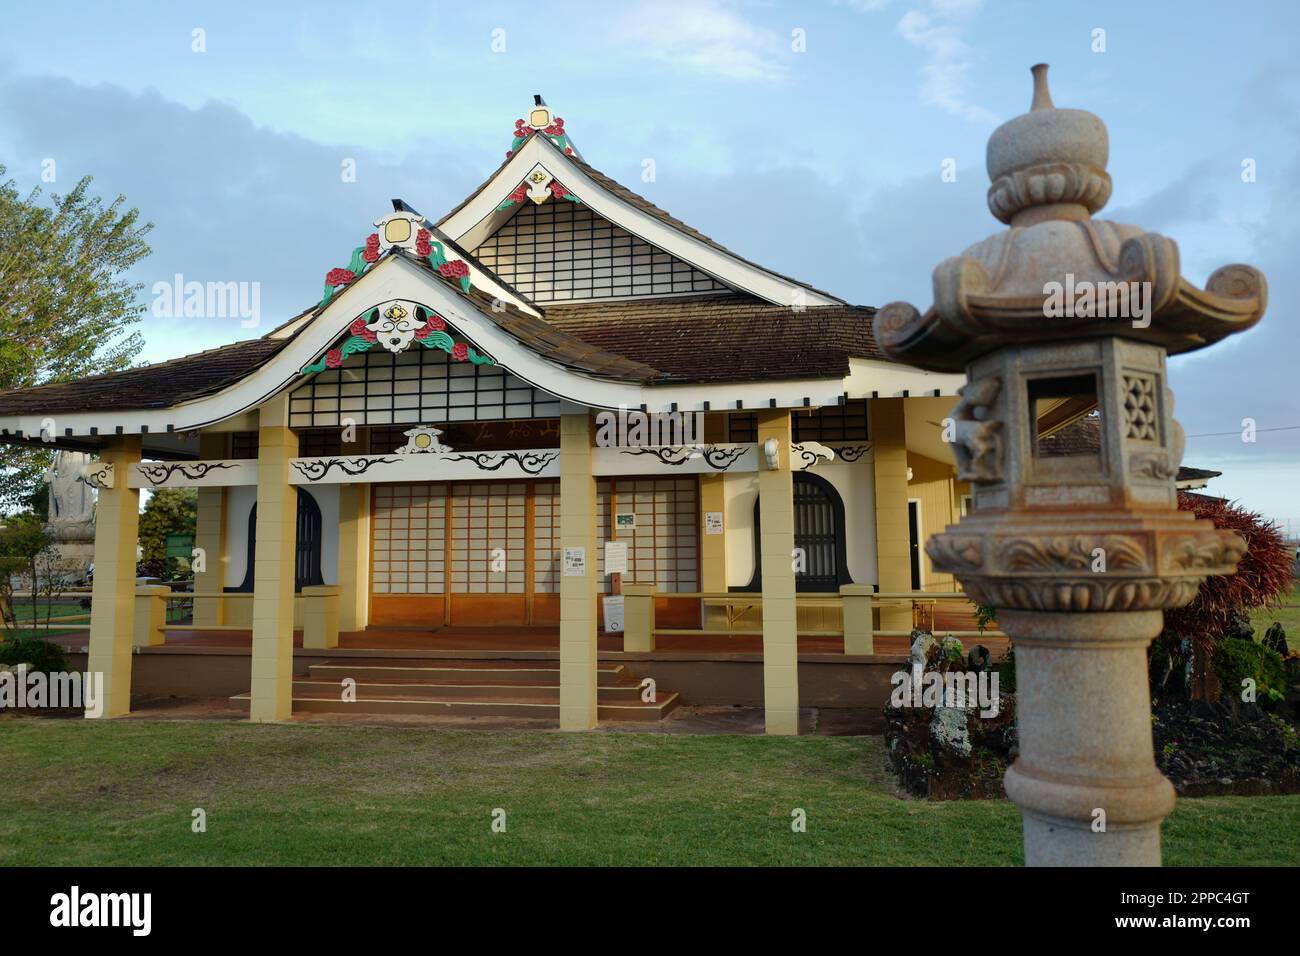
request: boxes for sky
[0,0,1296,531]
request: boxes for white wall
[722,450,878,588]
[223,485,339,588]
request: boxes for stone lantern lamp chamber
[873,64,1268,866]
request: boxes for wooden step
[307,660,628,686]
[288,678,649,703]
[230,690,680,721]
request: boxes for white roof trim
[440,135,842,308]
[0,257,871,438]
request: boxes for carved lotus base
[926,508,1244,614]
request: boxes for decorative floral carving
[1162,534,1246,573]
[925,535,984,571]
[300,303,494,374]
[994,534,1149,573]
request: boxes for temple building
[0,96,1049,733]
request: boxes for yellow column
[558,411,598,730]
[192,432,227,626]
[249,397,298,722]
[85,436,142,719]
[699,474,727,629]
[337,484,370,632]
[871,398,913,632]
[757,409,799,735]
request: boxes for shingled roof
[545,293,882,383]
[0,337,289,416]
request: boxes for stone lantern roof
[874,64,1268,373]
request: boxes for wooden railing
[621,585,1006,655]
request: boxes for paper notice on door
[603,595,625,633]
[604,540,628,575]
[704,511,723,535]
[563,547,586,577]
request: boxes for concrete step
[230,690,680,721]
[307,660,628,686]
[288,678,649,703]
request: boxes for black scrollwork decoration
[446,452,559,475]
[138,461,239,487]
[290,457,401,481]
[833,444,871,463]
[618,445,747,471]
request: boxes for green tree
[0,512,55,631]
[0,168,152,509]
[138,488,197,565]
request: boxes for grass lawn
[1249,582,1300,637]
[1,720,1296,866]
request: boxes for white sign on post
[705,511,723,535]
[604,540,628,575]
[563,547,586,577]
[603,595,625,633]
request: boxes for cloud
[895,1,997,125]
[606,0,790,83]
[0,69,489,361]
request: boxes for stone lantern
[874,64,1267,866]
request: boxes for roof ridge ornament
[507,94,579,159]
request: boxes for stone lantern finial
[872,65,1268,867]
[986,63,1111,226]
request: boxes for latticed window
[289,346,561,428]
[450,483,527,594]
[472,201,728,303]
[371,484,448,595]
[727,401,870,443]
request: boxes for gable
[472,200,729,303]
[439,132,842,308]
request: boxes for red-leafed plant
[1154,492,1295,699]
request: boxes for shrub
[0,635,71,674]
[1211,636,1289,711]
[1155,493,1295,700]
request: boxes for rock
[1262,622,1289,656]
[930,706,973,757]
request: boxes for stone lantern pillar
[874,65,1267,866]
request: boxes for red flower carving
[362,248,379,263]
[548,181,569,199]
[426,315,447,331]
[325,268,354,286]
[416,240,431,258]
[439,260,469,279]
[350,318,368,336]
[507,184,527,204]
[564,147,574,156]
[365,233,380,248]
[452,343,469,362]
[325,349,343,369]
[417,228,430,241]
[553,117,564,129]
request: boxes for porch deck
[47,618,1009,661]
